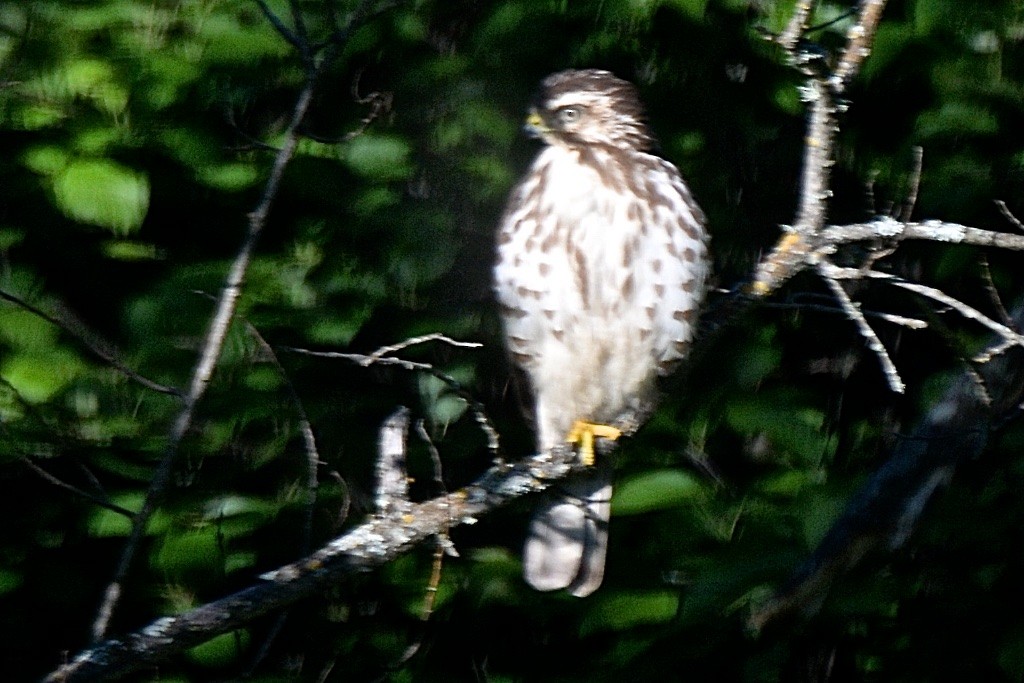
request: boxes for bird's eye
[557,107,581,124]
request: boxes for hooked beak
[523,108,549,138]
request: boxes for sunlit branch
[44,410,576,683]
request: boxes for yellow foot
[566,420,622,466]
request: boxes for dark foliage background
[2,0,1024,680]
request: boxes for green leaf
[52,159,150,234]
[0,569,23,596]
[0,348,85,403]
[343,135,414,180]
[581,590,680,635]
[102,240,162,261]
[917,102,999,139]
[611,469,705,516]
[196,162,260,191]
[87,493,144,537]
[21,145,68,175]
[152,528,223,576]
[756,469,823,497]
[185,630,250,668]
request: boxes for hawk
[494,69,710,596]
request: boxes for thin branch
[753,216,1024,296]
[996,199,1024,232]
[751,0,888,295]
[20,456,136,518]
[821,216,1024,250]
[254,0,301,49]
[777,0,816,52]
[818,264,905,393]
[90,0,380,643]
[361,332,483,364]
[831,0,888,90]
[890,280,1024,361]
[821,266,1024,364]
[287,0,311,61]
[978,255,1014,327]
[900,146,924,222]
[286,333,501,457]
[766,299,928,329]
[238,320,323,675]
[243,321,322,553]
[0,288,181,398]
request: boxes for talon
[566,420,622,466]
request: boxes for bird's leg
[566,421,622,466]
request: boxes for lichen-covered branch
[831,0,888,89]
[43,412,577,683]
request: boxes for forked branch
[749,0,1024,393]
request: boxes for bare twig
[415,418,456,621]
[238,321,323,675]
[890,280,1024,361]
[818,265,904,393]
[90,0,389,643]
[376,408,412,516]
[898,146,924,221]
[821,217,1024,250]
[20,456,136,518]
[0,288,181,397]
[242,321,322,553]
[978,255,1014,327]
[767,299,928,329]
[831,0,888,90]
[777,0,816,52]
[362,332,483,364]
[996,200,1024,232]
[254,0,301,49]
[286,333,502,457]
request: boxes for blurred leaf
[152,527,224,576]
[581,590,680,635]
[185,630,250,668]
[999,626,1024,681]
[0,348,85,403]
[87,492,143,538]
[343,134,414,180]
[52,159,150,234]
[21,145,68,175]
[917,102,999,139]
[101,240,162,261]
[0,568,23,596]
[725,391,833,464]
[756,469,823,497]
[612,468,705,516]
[196,162,260,191]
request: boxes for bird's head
[525,69,653,151]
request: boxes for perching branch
[44,410,577,683]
